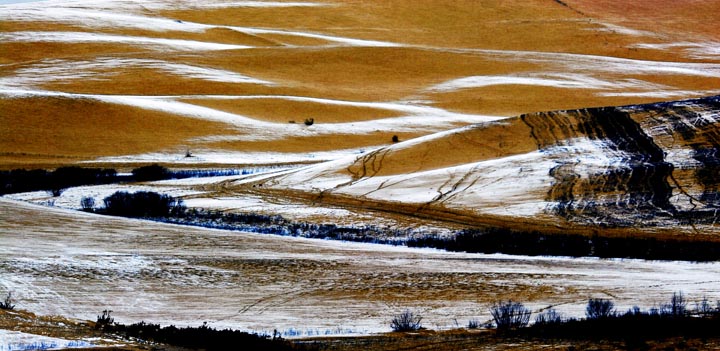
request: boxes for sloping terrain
[234,95,720,235]
[2,0,720,168]
[3,198,720,339]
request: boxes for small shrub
[661,291,687,317]
[392,135,399,143]
[0,292,15,310]
[303,118,314,126]
[586,298,615,319]
[467,319,480,329]
[695,296,714,317]
[50,187,65,197]
[80,196,95,211]
[103,191,185,218]
[534,308,563,325]
[96,310,114,329]
[490,301,531,330]
[390,310,422,332]
[132,164,170,181]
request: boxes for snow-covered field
[2,198,720,338]
[0,330,94,351]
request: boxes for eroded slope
[240,96,720,234]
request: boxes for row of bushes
[408,228,720,262]
[393,291,720,342]
[158,208,413,246]
[100,319,312,351]
[97,191,186,218]
[0,167,119,196]
[0,165,266,196]
[91,191,720,262]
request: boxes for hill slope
[235,95,720,235]
[2,0,720,168]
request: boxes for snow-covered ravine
[2,198,720,338]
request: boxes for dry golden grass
[0,96,229,166]
[342,120,537,177]
[203,132,415,153]
[1,0,719,167]
[571,0,720,42]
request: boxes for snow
[428,73,666,92]
[591,23,661,38]
[0,330,94,351]
[0,89,501,143]
[327,148,555,216]
[633,42,720,60]
[0,31,251,51]
[184,196,354,218]
[0,0,324,10]
[0,58,274,89]
[3,184,204,211]
[0,2,397,47]
[86,148,372,165]
[194,2,326,8]
[598,89,720,98]
[3,197,720,337]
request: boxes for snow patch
[0,58,274,89]
[0,330,94,351]
[428,73,665,92]
[86,149,370,165]
[0,31,251,51]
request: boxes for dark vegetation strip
[96,191,720,262]
[4,164,720,262]
[408,229,720,262]
[0,164,282,196]
[508,294,720,347]
[100,320,316,351]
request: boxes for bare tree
[390,310,422,332]
[490,301,531,330]
[585,298,615,319]
[662,291,687,317]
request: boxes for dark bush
[661,291,687,317]
[304,118,314,126]
[0,292,14,310]
[132,164,170,181]
[95,310,114,330]
[107,321,307,351]
[390,310,423,332]
[102,191,185,218]
[490,301,531,330]
[0,167,118,196]
[467,319,480,329]
[392,135,399,143]
[80,196,95,211]
[586,298,615,320]
[535,308,563,325]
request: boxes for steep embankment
[238,95,720,235]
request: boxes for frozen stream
[1,198,720,337]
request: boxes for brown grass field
[2,0,720,349]
[2,0,719,167]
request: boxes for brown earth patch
[0,96,229,164]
